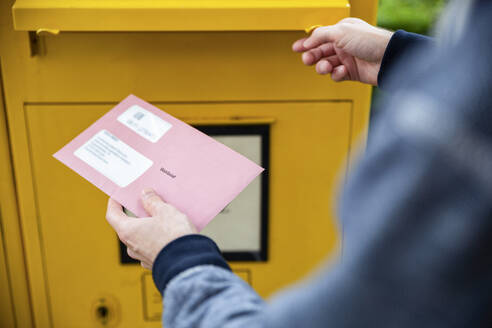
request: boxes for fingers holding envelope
[106,198,144,262]
[106,198,130,234]
[105,190,197,270]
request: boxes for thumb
[106,198,130,231]
[141,188,166,216]
[303,26,339,50]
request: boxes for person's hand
[292,18,393,86]
[106,188,197,269]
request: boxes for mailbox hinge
[28,29,60,57]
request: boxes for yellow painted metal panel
[0,67,16,328]
[0,215,16,328]
[13,0,350,31]
[0,53,34,328]
[19,31,369,102]
[349,0,379,25]
[1,0,66,323]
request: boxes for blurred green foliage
[377,0,448,35]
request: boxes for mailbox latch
[28,28,59,57]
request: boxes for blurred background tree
[377,0,448,35]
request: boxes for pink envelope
[54,95,264,231]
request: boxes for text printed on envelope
[74,130,153,187]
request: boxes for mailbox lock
[96,305,109,321]
[91,295,120,327]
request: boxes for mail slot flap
[12,0,350,32]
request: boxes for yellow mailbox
[0,0,378,327]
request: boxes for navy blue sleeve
[377,30,432,89]
[152,234,231,294]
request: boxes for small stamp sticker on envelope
[74,129,153,187]
[117,105,172,143]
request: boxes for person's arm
[292,18,432,88]
[153,236,266,327]
[377,30,432,88]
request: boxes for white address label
[117,105,172,143]
[74,130,153,187]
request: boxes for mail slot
[0,0,378,326]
